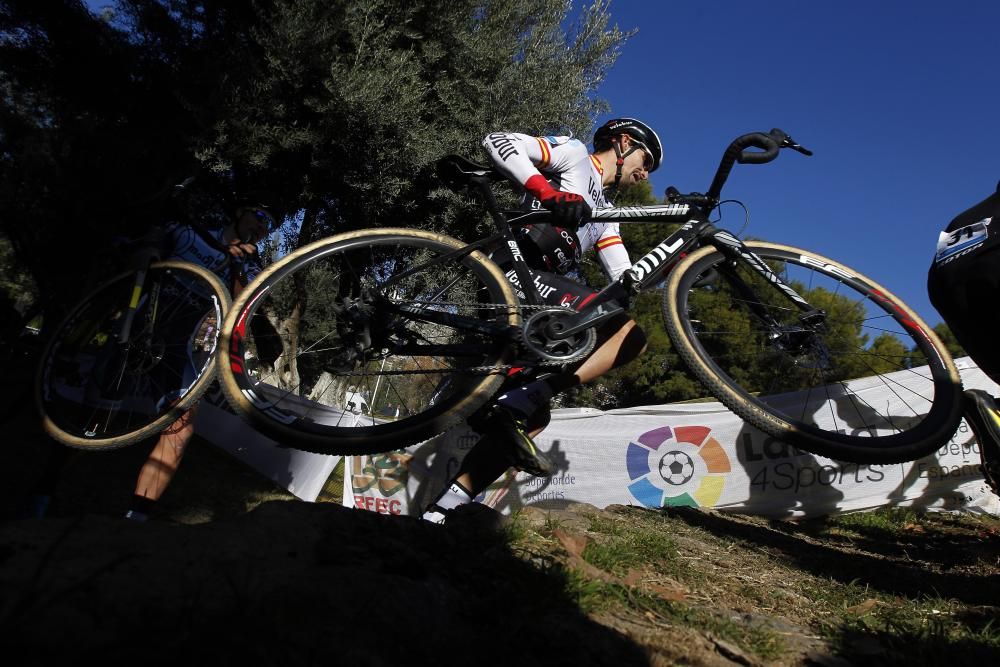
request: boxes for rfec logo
[626,425,731,508]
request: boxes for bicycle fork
[706,230,829,357]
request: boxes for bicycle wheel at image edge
[36,260,230,450]
[663,241,963,463]
[217,228,521,455]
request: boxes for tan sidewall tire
[36,260,231,450]
[663,241,962,461]
[217,228,520,453]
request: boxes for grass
[822,506,924,538]
[11,398,997,667]
[582,513,680,577]
[503,504,1000,665]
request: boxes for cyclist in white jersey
[422,118,662,523]
[125,201,277,521]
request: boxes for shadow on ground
[664,506,1000,666]
[664,507,1000,606]
[0,501,650,665]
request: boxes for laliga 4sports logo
[626,425,731,508]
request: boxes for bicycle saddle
[436,155,504,192]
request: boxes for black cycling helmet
[594,117,663,189]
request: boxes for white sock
[497,380,553,418]
[420,482,472,524]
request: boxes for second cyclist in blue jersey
[422,118,662,522]
[125,200,277,521]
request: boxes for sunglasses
[631,140,655,171]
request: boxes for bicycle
[36,226,231,450]
[216,128,963,464]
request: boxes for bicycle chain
[328,300,590,376]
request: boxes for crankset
[521,308,597,364]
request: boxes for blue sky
[593,0,999,327]
[80,1,995,326]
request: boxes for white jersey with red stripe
[482,131,631,280]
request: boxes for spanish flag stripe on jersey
[535,137,551,168]
[595,235,623,251]
[590,155,603,175]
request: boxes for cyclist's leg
[127,404,198,521]
[126,326,203,521]
[494,270,648,418]
[422,272,646,520]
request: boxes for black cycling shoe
[489,406,554,478]
[963,390,1000,494]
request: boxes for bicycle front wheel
[663,241,963,463]
[36,260,230,450]
[217,228,521,455]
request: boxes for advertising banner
[346,359,1000,518]
[194,384,341,502]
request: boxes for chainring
[521,307,597,365]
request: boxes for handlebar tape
[735,133,779,164]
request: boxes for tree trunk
[263,204,320,393]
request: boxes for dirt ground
[2,459,998,666]
[2,371,999,665]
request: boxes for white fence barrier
[343,358,1000,518]
[191,359,999,518]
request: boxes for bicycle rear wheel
[217,228,520,455]
[663,241,963,463]
[36,260,230,450]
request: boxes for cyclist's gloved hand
[227,241,257,260]
[524,175,592,227]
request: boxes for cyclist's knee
[526,405,552,434]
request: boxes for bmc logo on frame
[625,425,732,508]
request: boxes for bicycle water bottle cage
[436,155,504,193]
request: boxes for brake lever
[767,128,813,157]
[787,142,813,157]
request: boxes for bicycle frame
[384,130,822,357]
[382,186,824,355]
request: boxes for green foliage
[907,322,966,369]
[1,0,630,310]
[0,233,37,316]
[173,0,632,238]
[932,322,966,358]
[569,180,705,408]
[824,507,923,536]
